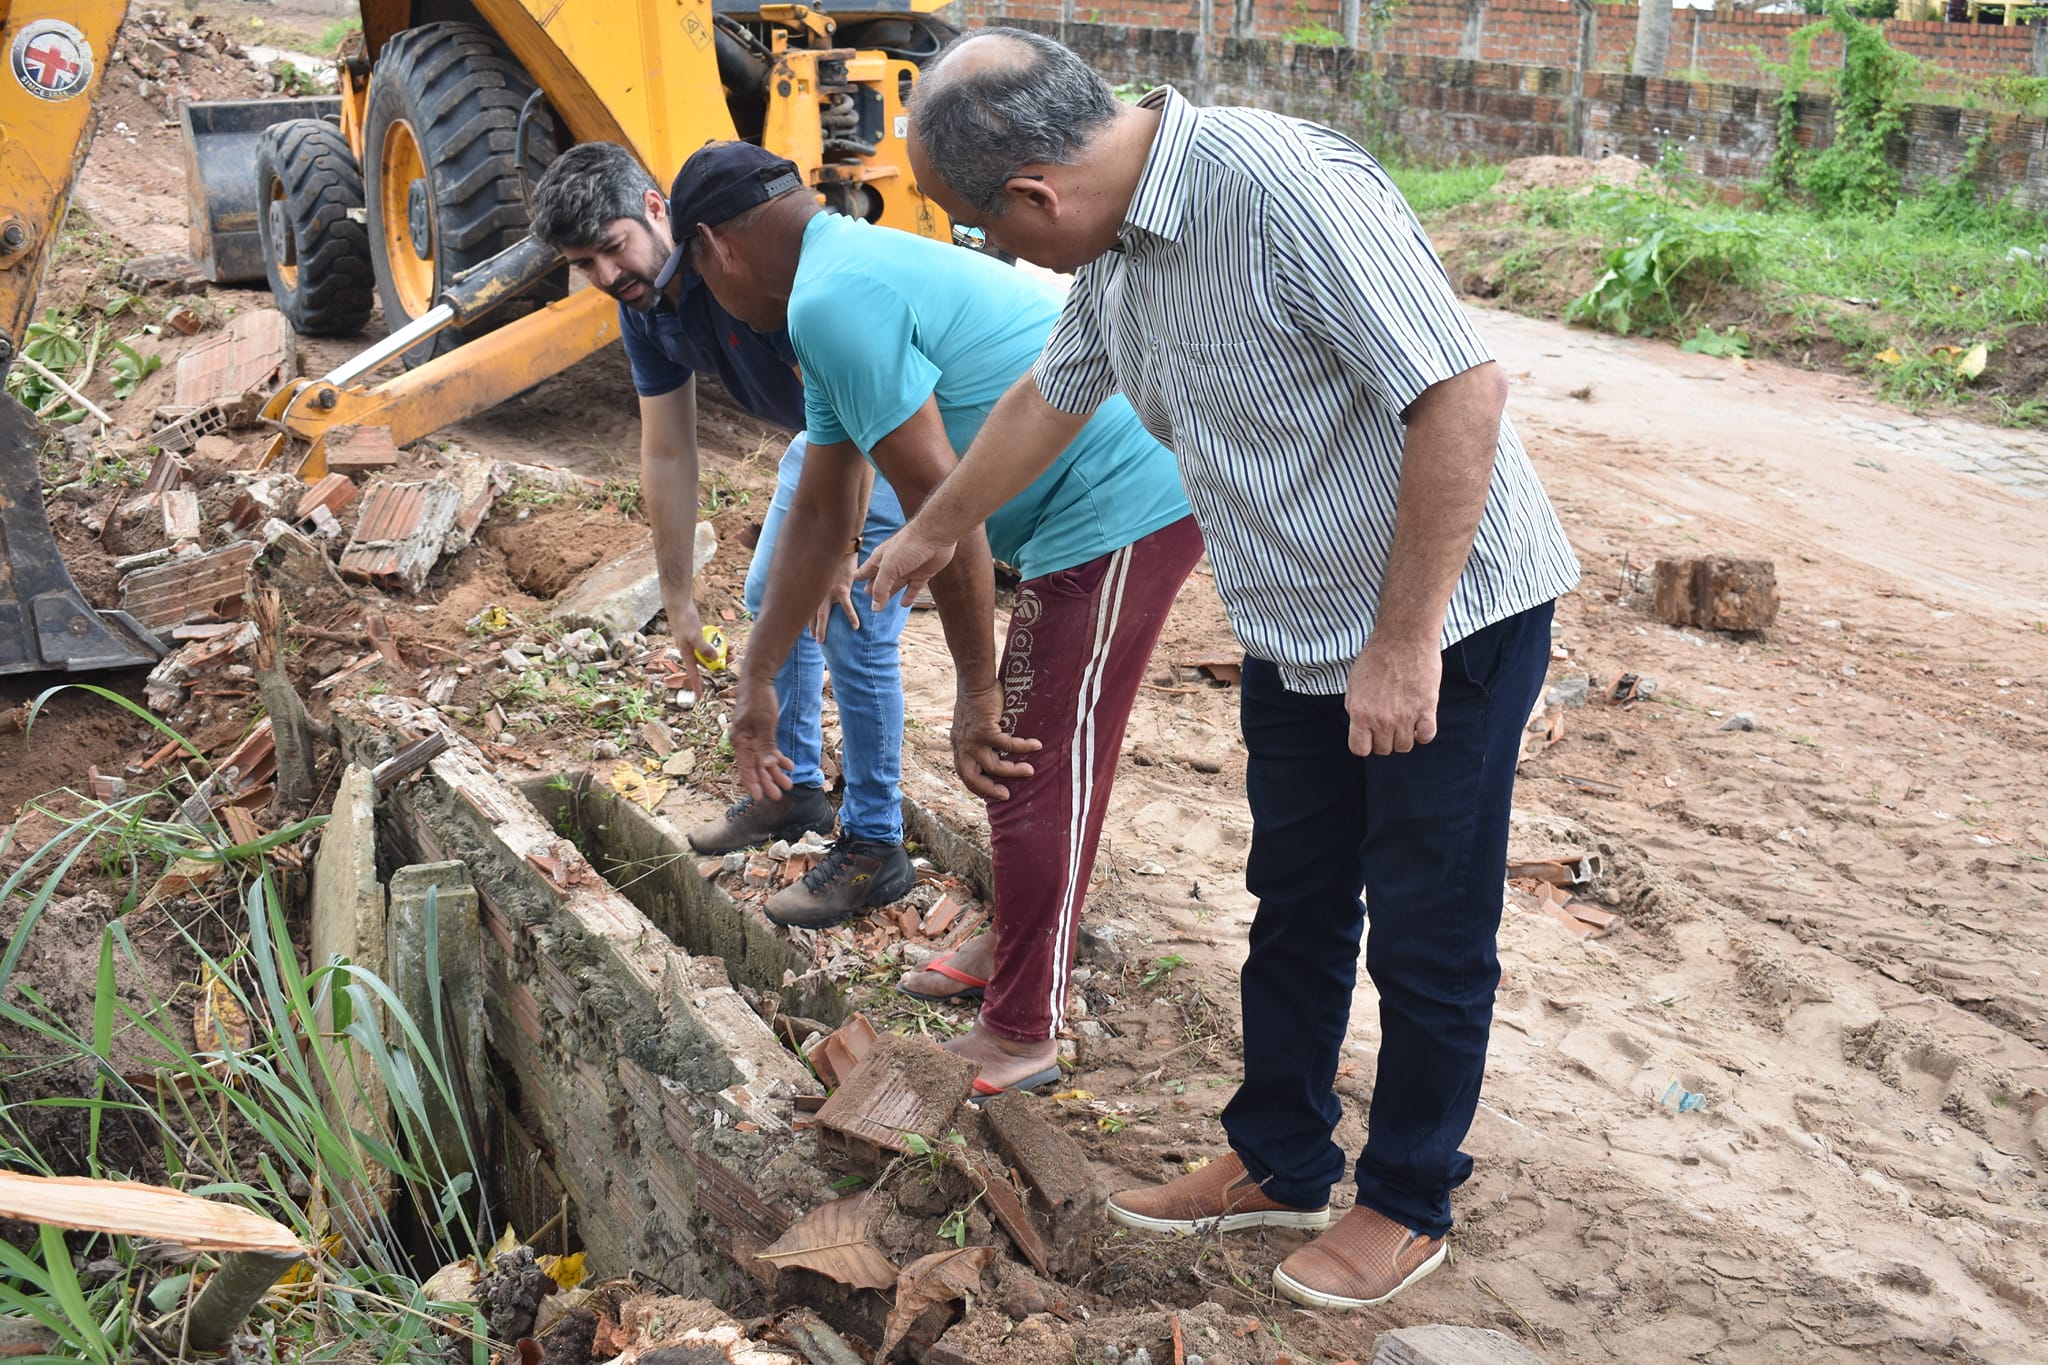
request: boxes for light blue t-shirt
[788,213,1190,581]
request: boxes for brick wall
[984,19,2048,211]
[954,0,2045,91]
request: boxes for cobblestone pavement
[1818,411,2048,496]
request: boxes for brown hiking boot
[1106,1153,1330,1235]
[1272,1205,1446,1309]
[764,837,914,929]
[686,786,833,855]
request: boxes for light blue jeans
[742,436,910,844]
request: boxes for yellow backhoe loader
[0,0,959,674]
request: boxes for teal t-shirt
[788,213,1190,581]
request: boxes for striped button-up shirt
[1032,87,1580,695]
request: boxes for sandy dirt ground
[664,309,2048,1362]
[18,17,2046,1358]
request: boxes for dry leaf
[538,1250,587,1291]
[421,1256,479,1303]
[193,965,252,1053]
[608,762,671,811]
[1049,1089,1093,1102]
[0,1172,304,1255]
[1958,342,1988,381]
[124,1056,231,1101]
[489,1224,521,1264]
[881,1245,993,1356]
[1874,348,1902,366]
[752,1192,898,1290]
[142,856,220,911]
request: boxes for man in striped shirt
[863,29,1581,1309]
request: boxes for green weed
[1,686,495,1362]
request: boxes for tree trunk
[1632,0,1673,77]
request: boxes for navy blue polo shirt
[617,271,806,433]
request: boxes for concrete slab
[360,717,825,1287]
[550,522,716,634]
[1374,1324,1551,1365]
[307,763,390,1238]
[386,861,483,1185]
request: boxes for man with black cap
[666,138,1201,1100]
[528,141,915,927]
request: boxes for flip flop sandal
[897,952,988,1003]
[968,1065,1064,1105]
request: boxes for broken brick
[295,472,357,523]
[959,1148,1053,1278]
[322,424,403,475]
[922,893,964,938]
[142,449,188,494]
[144,620,259,713]
[814,1033,977,1172]
[261,519,344,593]
[161,489,201,542]
[981,1090,1104,1277]
[165,306,202,336]
[118,542,261,635]
[1653,557,1779,632]
[214,718,276,796]
[171,307,294,413]
[805,1013,880,1090]
[338,480,461,593]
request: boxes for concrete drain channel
[330,706,1104,1355]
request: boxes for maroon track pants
[981,515,1205,1042]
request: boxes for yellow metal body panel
[0,2,125,357]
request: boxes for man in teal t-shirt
[668,141,1202,1098]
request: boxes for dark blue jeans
[1222,601,1554,1238]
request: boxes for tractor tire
[362,21,562,367]
[253,119,375,337]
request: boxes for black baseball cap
[653,142,805,290]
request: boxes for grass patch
[1433,165,2048,423]
[1388,159,1503,215]
[316,17,362,53]
[1,686,494,1361]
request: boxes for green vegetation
[1502,176,2048,417]
[317,17,363,53]
[1387,159,1502,214]
[1411,10,2048,424]
[1,687,492,1362]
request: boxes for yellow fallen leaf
[1185,1156,1211,1174]
[1929,344,1964,360]
[473,605,511,633]
[1957,342,1988,381]
[1874,348,1902,366]
[1050,1089,1093,1102]
[194,965,252,1054]
[608,762,671,812]
[489,1224,520,1265]
[538,1250,587,1291]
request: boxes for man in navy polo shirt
[529,142,914,925]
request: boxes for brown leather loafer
[1106,1152,1330,1234]
[1272,1205,1446,1309]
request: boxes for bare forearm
[912,375,1085,544]
[1374,363,1507,646]
[641,434,701,613]
[928,529,1000,697]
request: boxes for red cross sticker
[23,40,80,88]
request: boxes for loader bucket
[0,394,164,675]
[179,97,343,283]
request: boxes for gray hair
[911,28,1119,218]
[528,142,659,250]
